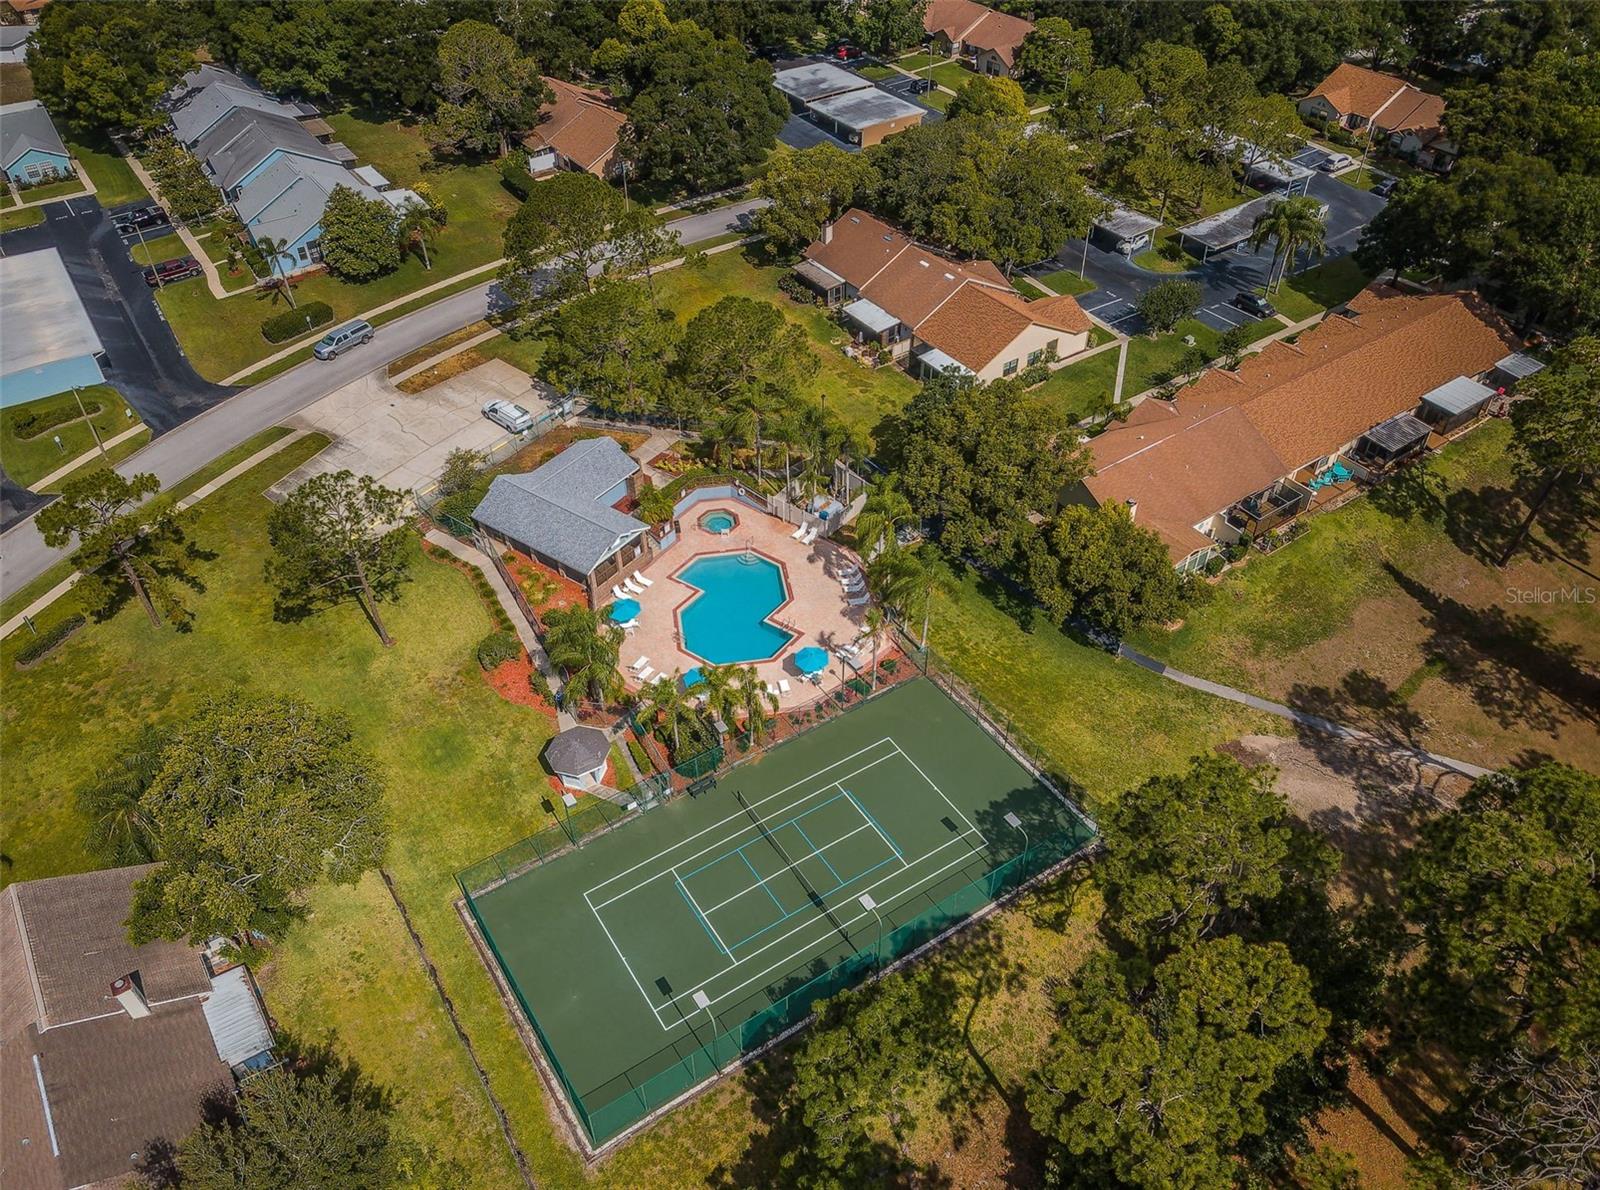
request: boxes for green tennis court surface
[464,678,1094,1145]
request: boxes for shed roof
[200,967,275,1068]
[807,87,926,131]
[0,249,105,379]
[1419,375,1494,416]
[843,296,900,334]
[773,61,872,103]
[1362,411,1432,453]
[1177,193,1283,252]
[471,437,645,575]
[0,100,67,170]
[1093,202,1162,241]
[545,726,611,776]
[1494,352,1545,379]
[793,259,845,289]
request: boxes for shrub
[260,301,334,343]
[1019,362,1051,387]
[1204,554,1227,576]
[627,735,653,774]
[776,273,813,303]
[476,630,522,670]
[499,153,534,200]
[635,482,676,525]
[528,667,555,703]
[14,614,85,667]
[11,399,105,440]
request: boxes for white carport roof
[0,249,104,375]
[915,346,973,376]
[842,297,899,335]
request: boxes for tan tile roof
[522,77,626,175]
[1082,286,1520,560]
[806,208,1088,371]
[963,9,1035,65]
[924,0,991,40]
[1307,63,1446,134]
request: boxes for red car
[832,44,863,60]
[143,256,202,286]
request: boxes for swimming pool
[701,510,736,534]
[676,553,795,664]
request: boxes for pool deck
[617,503,869,707]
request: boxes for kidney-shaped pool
[675,553,796,665]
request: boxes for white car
[482,399,534,433]
[1317,152,1353,172]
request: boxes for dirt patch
[484,656,557,723]
[387,320,493,378]
[396,347,490,394]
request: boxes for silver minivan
[313,319,374,360]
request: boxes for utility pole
[71,386,106,458]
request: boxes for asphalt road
[1036,171,1388,336]
[0,196,769,598]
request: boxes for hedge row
[10,399,105,441]
[261,301,334,344]
[627,735,654,776]
[476,630,522,670]
[14,614,85,667]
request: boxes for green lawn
[1031,346,1120,422]
[68,135,149,208]
[15,175,87,203]
[40,429,152,493]
[128,232,186,266]
[1013,275,1050,300]
[1261,282,1324,323]
[1127,420,1600,772]
[0,61,32,104]
[1125,318,1221,394]
[918,86,956,113]
[1282,256,1377,313]
[1036,268,1097,296]
[1133,228,1202,274]
[155,111,519,381]
[0,206,43,232]
[651,249,918,441]
[856,64,898,81]
[0,386,140,488]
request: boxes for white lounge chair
[637,666,655,681]
[612,584,629,601]
[629,655,649,672]
[848,593,870,606]
[840,643,860,657]
[617,619,639,631]
[842,575,865,590]
[631,570,654,588]
[800,526,819,545]
[622,577,644,594]
[790,523,808,540]
[778,679,791,695]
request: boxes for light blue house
[0,100,72,187]
[164,66,384,277]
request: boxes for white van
[482,399,534,433]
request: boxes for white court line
[673,866,734,957]
[657,832,987,1026]
[588,750,902,911]
[842,785,909,868]
[894,746,987,845]
[697,821,883,916]
[584,737,900,899]
[588,898,661,1015]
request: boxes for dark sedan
[1233,291,1275,318]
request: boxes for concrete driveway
[269,360,543,498]
[1038,172,1388,335]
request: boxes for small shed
[1352,411,1432,466]
[544,726,611,790]
[1491,352,1545,390]
[1418,375,1495,432]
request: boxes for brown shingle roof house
[521,77,627,179]
[924,0,1035,75]
[1074,286,1519,567]
[801,208,1091,381]
[1298,64,1454,171]
[2,866,277,1190]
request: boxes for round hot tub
[700,510,737,534]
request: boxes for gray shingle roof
[235,154,381,248]
[167,65,303,146]
[472,437,645,575]
[0,100,68,171]
[194,106,334,193]
[544,726,611,775]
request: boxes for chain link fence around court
[461,808,1093,1148]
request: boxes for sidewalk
[31,420,148,490]
[121,155,233,299]
[422,529,573,729]
[0,428,311,639]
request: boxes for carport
[1176,194,1284,263]
[1089,202,1161,256]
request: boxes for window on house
[1002,359,1019,376]
[1027,349,1043,366]
[297,245,309,262]
[307,239,323,262]
[1046,338,1059,358]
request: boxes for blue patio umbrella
[608,597,641,622]
[681,667,704,689]
[794,646,829,675]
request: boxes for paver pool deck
[618,502,868,706]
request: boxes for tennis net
[734,790,852,945]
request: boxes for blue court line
[843,788,904,861]
[673,872,728,956]
[740,847,787,913]
[795,822,845,888]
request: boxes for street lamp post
[859,892,883,970]
[71,385,107,459]
[1004,811,1028,858]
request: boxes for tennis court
[462,678,1095,1146]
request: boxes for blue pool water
[677,553,795,664]
[703,511,735,533]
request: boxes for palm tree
[730,665,779,741]
[249,235,299,308]
[868,546,950,650]
[640,672,697,757]
[397,204,441,270]
[697,663,741,734]
[728,384,784,485]
[854,477,914,560]
[543,605,626,706]
[701,408,745,469]
[860,605,886,691]
[1247,195,1328,295]
[75,725,165,865]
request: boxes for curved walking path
[1116,642,1493,779]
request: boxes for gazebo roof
[544,726,610,776]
